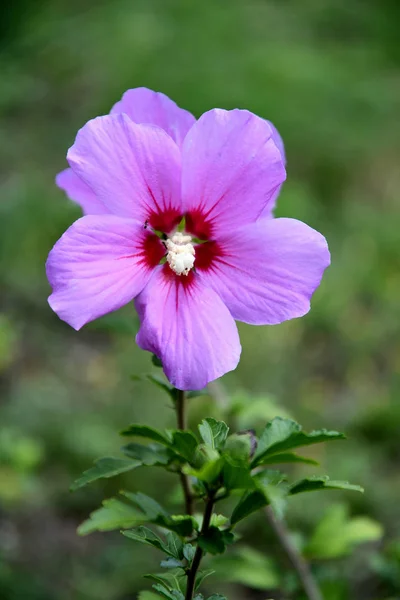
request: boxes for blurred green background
[1,1,400,599]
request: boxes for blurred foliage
[1,0,400,599]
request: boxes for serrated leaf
[120,424,172,446]
[152,586,184,600]
[253,418,345,466]
[195,569,215,590]
[207,595,227,600]
[184,457,224,485]
[199,418,229,450]
[70,457,141,491]
[183,543,196,563]
[257,452,319,466]
[122,526,168,553]
[121,442,171,466]
[165,532,184,560]
[197,526,234,555]
[289,476,364,495]
[222,455,254,490]
[122,492,197,536]
[77,497,145,535]
[171,430,198,463]
[160,557,184,569]
[230,470,287,525]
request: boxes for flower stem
[264,506,323,600]
[175,389,194,516]
[185,494,215,600]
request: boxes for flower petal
[111,87,196,148]
[261,120,286,218]
[46,215,164,330]
[67,114,182,230]
[135,267,241,390]
[56,168,110,215]
[195,218,330,325]
[181,109,286,238]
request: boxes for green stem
[185,494,215,600]
[176,389,194,516]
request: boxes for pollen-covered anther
[165,232,195,276]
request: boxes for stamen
[165,232,195,276]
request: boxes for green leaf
[289,476,364,495]
[213,546,279,590]
[70,457,141,491]
[120,424,172,446]
[171,430,199,463]
[152,354,163,367]
[199,418,229,450]
[184,458,224,485]
[224,433,252,464]
[77,497,145,535]
[230,470,287,525]
[230,490,269,525]
[146,374,178,402]
[183,543,196,563]
[252,418,345,467]
[195,569,215,590]
[122,526,168,553]
[197,526,234,555]
[122,492,197,536]
[165,532,184,560]
[221,455,254,490]
[256,452,319,466]
[121,442,172,466]
[138,592,161,600]
[210,514,229,528]
[160,558,185,569]
[207,595,227,600]
[305,504,383,560]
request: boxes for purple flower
[47,88,330,390]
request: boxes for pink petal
[181,109,286,239]
[111,87,196,148]
[56,168,110,215]
[46,215,164,330]
[261,121,286,218]
[135,267,241,390]
[195,218,330,325]
[67,114,182,231]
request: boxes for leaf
[252,418,345,467]
[289,476,364,495]
[257,452,319,466]
[230,470,287,525]
[207,595,227,600]
[120,424,172,446]
[165,532,184,560]
[221,456,254,490]
[160,558,185,569]
[70,457,141,491]
[197,526,234,555]
[223,433,252,464]
[123,526,167,551]
[210,514,229,528]
[305,504,383,560]
[184,456,224,485]
[77,497,145,535]
[138,592,161,600]
[195,569,215,590]
[198,418,229,450]
[147,374,178,402]
[121,442,171,466]
[213,546,279,590]
[183,543,196,563]
[122,492,197,536]
[152,354,163,367]
[171,430,198,463]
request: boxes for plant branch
[175,389,194,516]
[185,494,215,600]
[264,506,323,600]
